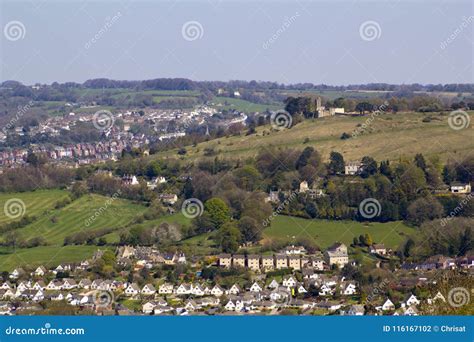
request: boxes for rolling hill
[156,111,473,163]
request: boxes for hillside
[156,111,473,162]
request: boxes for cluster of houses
[218,243,349,272]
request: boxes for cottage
[341,283,357,295]
[141,284,156,296]
[61,278,77,290]
[176,284,192,296]
[191,284,205,296]
[79,279,92,289]
[450,182,471,194]
[369,244,387,255]
[9,268,25,279]
[268,279,279,289]
[124,283,140,297]
[33,266,47,277]
[282,276,297,288]
[403,294,420,307]
[159,283,174,295]
[381,298,395,311]
[249,282,263,293]
[228,284,242,295]
[211,285,225,297]
[224,299,236,311]
[345,161,361,175]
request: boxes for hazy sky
[0,0,473,85]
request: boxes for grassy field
[0,189,70,225]
[0,245,106,272]
[158,111,473,163]
[0,193,148,271]
[263,215,416,250]
[10,194,147,245]
[211,96,281,112]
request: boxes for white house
[403,294,420,307]
[345,162,361,175]
[159,283,174,295]
[450,182,471,194]
[249,282,263,293]
[224,300,236,311]
[282,276,297,288]
[33,266,47,277]
[176,284,192,296]
[341,283,357,296]
[210,285,225,297]
[381,298,395,311]
[268,279,279,289]
[228,284,241,295]
[141,284,156,296]
[124,283,140,297]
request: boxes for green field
[0,189,70,225]
[158,111,473,163]
[0,245,106,272]
[211,96,281,112]
[11,194,146,245]
[0,192,148,271]
[263,215,416,250]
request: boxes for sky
[0,0,473,85]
